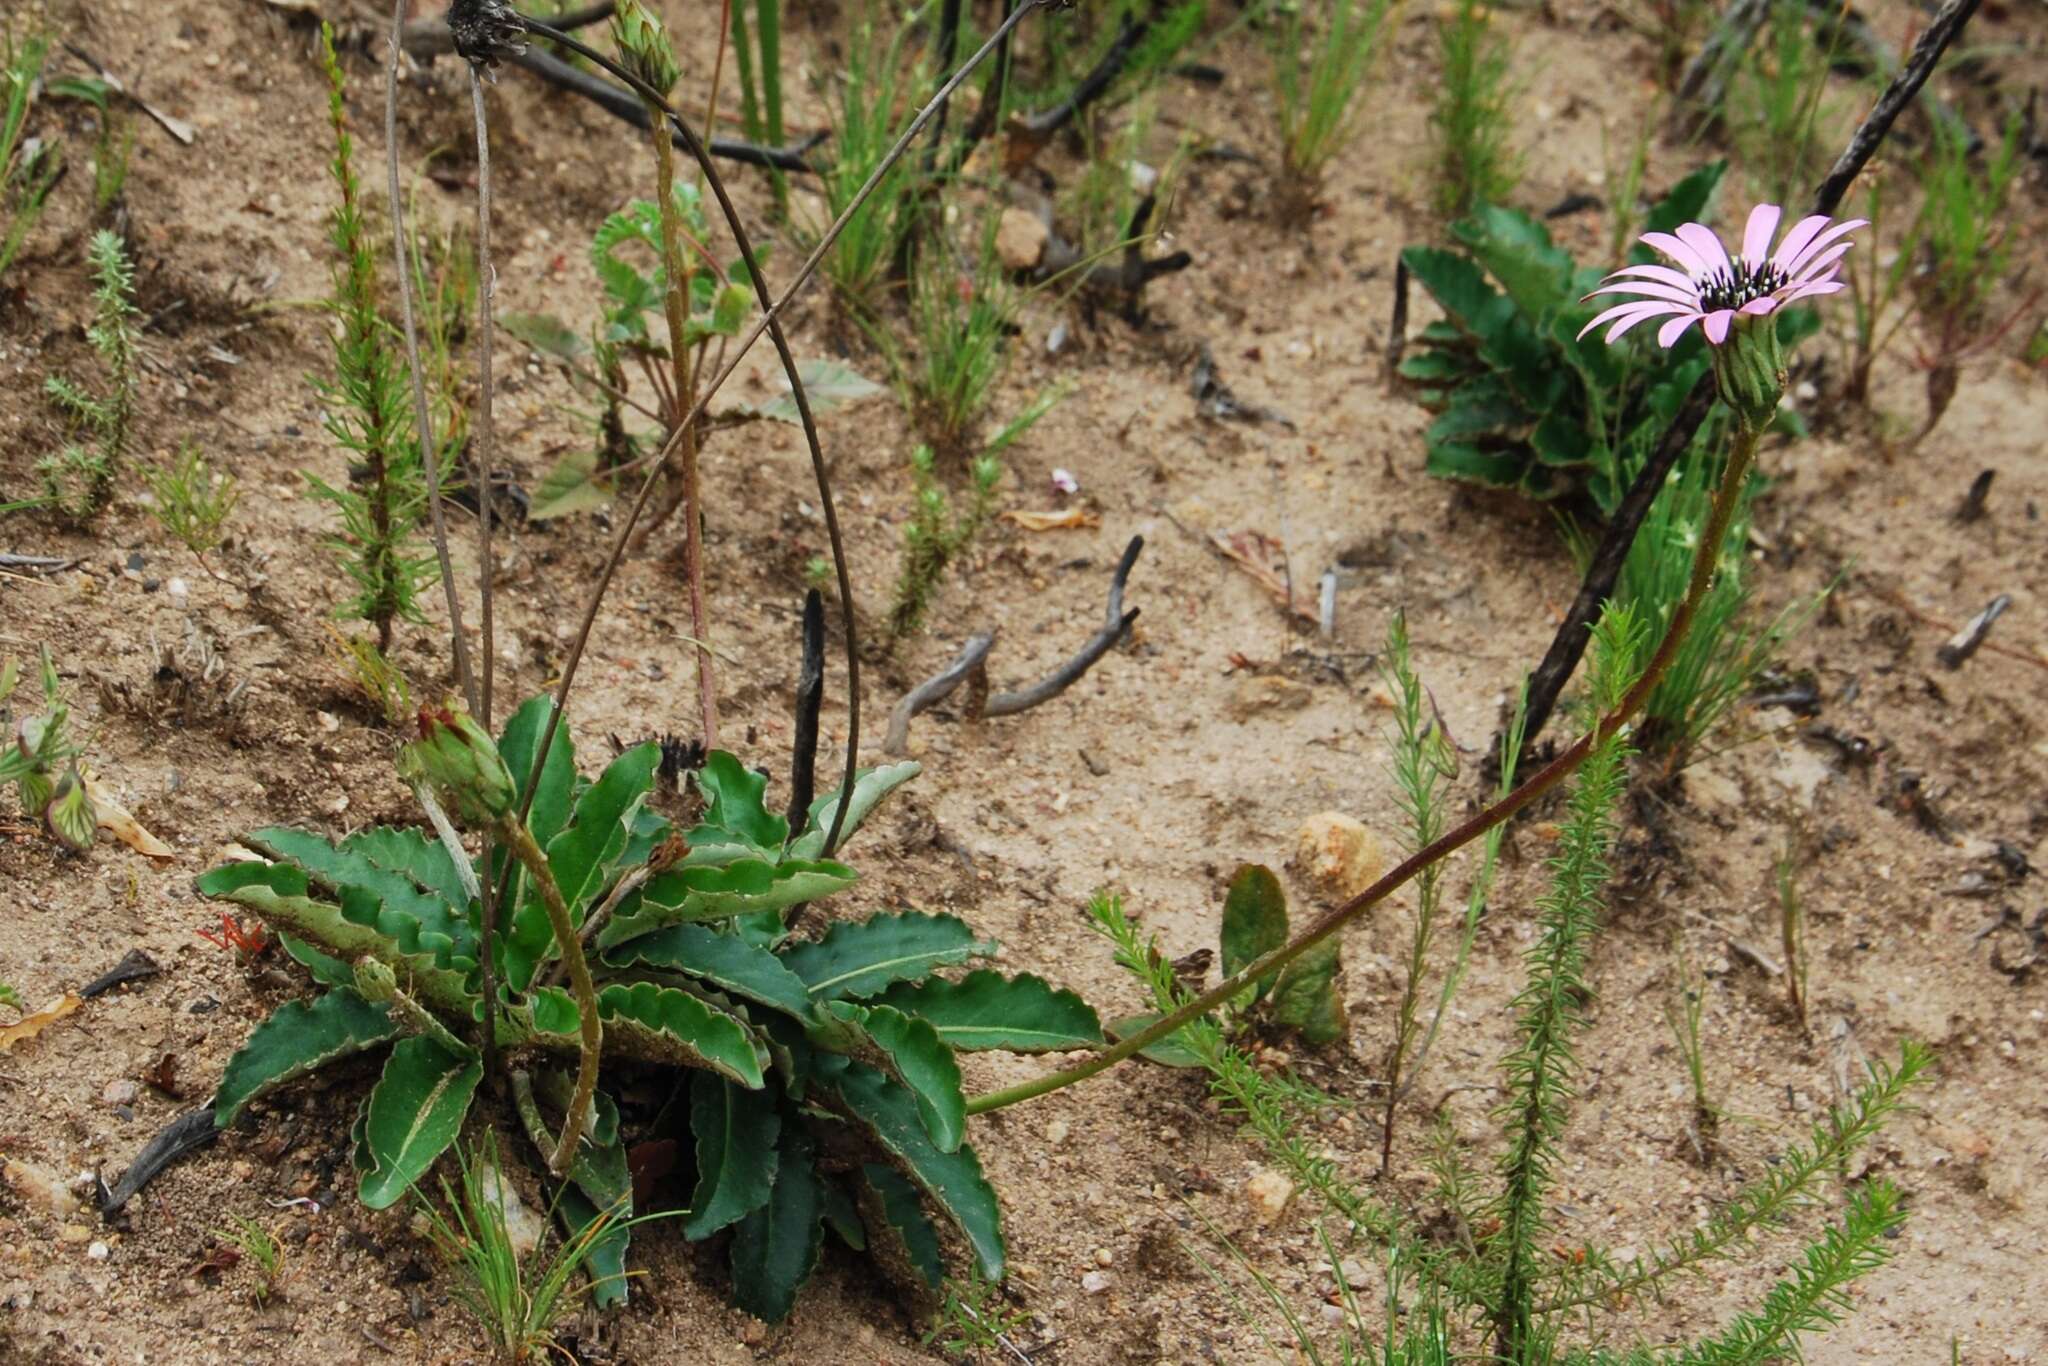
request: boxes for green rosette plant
[197,695,1104,1320]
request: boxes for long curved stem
[966,422,1764,1117]
[498,818,601,1175]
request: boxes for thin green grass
[1430,0,1519,222]
[0,28,59,283]
[1269,0,1398,219]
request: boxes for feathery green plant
[1376,613,1521,1173]
[306,25,434,652]
[38,230,140,520]
[0,28,58,283]
[1429,0,1519,222]
[147,444,240,560]
[1095,609,1927,1362]
[891,444,1000,638]
[812,4,926,314]
[923,1263,1031,1360]
[1268,0,1397,221]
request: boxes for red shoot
[197,913,272,959]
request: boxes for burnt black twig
[79,949,161,999]
[1015,14,1146,140]
[959,0,1018,157]
[1496,0,1982,777]
[1954,468,1994,523]
[884,537,1144,753]
[1936,594,2012,670]
[1384,253,1409,385]
[786,589,826,836]
[885,634,996,756]
[99,1108,219,1216]
[1035,192,1192,319]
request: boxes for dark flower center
[1696,256,1788,312]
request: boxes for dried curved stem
[498,818,600,1176]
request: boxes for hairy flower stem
[496,818,601,1175]
[468,66,502,1090]
[645,98,718,749]
[965,421,1766,1117]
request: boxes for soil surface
[3,1,2045,1363]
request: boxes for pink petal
[1604,304,1692,342]
[1741,203,1782,267]
[1738,296,1779,316]
[1607,263,1700,294]
[1701,309,1735,345]
[1587,280,1698,306]
[1578,300,1686,341]
[1639,231,1707,276]
[1656,313,1702,348]
[1786,241,1851,285]
[1779,218,1866,278]
[1769,214,1835,271]
[1675,223,1734,279]
[1779,280,1844,303]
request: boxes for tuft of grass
[325,626,414,728]
[415,1132,634,1363]
[1907,112,2024,442]
[923,1264,1031,1361]
[901,222,1030,459]
[1268,0,1398,221]
[0,28,59,283]
[1728,0,1837,209]
[1429,0,1519,222]
[215,1215,287,1306]
[305,24,435,652]
[37,230,140,520]
[1664,936,1718,1162]
[811,3,925,315]
[147,445,240,559]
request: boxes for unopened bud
[400,702,516,827]
[354,957,399,1005]
[1708,313,1787,432]
[611,0,681,97]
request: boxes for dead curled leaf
[1002,507,1100,532]
[0,995,82,1053]
[84,776,174,860]
[1208,529,1319,623]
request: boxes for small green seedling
[215,1215,287,1306]
[1,649,92,852]
[148,445,240,560]
[38,230,139,520]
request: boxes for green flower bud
[353,957,400,1005]
[1708,312,1786,432]
[611,0,681,98]
[400,702,517,827]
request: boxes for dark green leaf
[730,1123,825,1322]
[1395,350,1470,382]
[603,923,815,1018]
[1426,440,1530,492]
[1454,206,1574,318]
[504,743,659,991]
[277,932,354,990]
[1400,246,1514,339]
[342,826,472,918]
[594,858,857,948]
[556,1183,632,1311]
[214,990,396,1126]
[1636,161,1727,263]
[862,1163,943,1290]
[1106,1012,1208,1068]
[783,910,995,1002]
[598,982,765,1087]
[1220,864,1288,1004]
[250,826,473,965]
[875,970,1105,1053]
[821,1176,866,1251]
[686,1073,781,1238]
[823,1002,965,1152]
[356,1037,482,1210]
[528,448,615,522]
[497,695,576,852]
[1268,938,1347,1046]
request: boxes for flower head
[610,0,681,98]
[1578,204,1865,349]
[400,702,517,827]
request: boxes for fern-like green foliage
[890,444,999,637]
[197,696,1103,1321]
[38,229,138,520]
[1098,606,1927,1363]
[1429,0,1519,222]
[1398,163,1816,509]
[304,25,433,650]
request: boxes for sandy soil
[2,1,2045,1362]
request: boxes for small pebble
[166,577,189,605]
[57,1225,92,1246]
[101,1079,139,1108]
[1045,1119,1070,1147]
[86,1241,110,1261]
[1245,1168,1294,1226]
[1093,1247,1113,1268]
[1080,1270,1111,1295]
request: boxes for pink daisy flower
[1578,204,1866,348]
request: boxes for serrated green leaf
[526,985,581,1036]
[783,911,995,1002]
[786,760,921,859]
[356,1037,481,1209]
[1106,1012,1209,1068]
[1220,864,1288,1004]
[1396,350,1470,382]
[602,923,814,1018]
[824,1001,965,1152]
[1268,937,1346,1046]
[821,1058,1003,1280]
[251,827,473,966]
[1531,411,1588,469]
[1427,393,1526,444]
[214,990,396,1126]
[1480,315,1568,412]
[1454,205,1575,319]
[1400,246,1514,339]
[342,826,472,918]
[875,970,1105,1053]
[862,1163,943,1290]
[730,1123,825,1322]
[277,932,355,989]
[821,1176,866,1251]
[499,310,589,362]
[685,1073,780,1238]
[594,858,856,949]
[598,982,765,1087]
[750,357,884,426]
[694,752,787,852]
[1426,439,1527,492]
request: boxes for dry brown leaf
[85,776,175,860]
[0,995,81,1053]
[1208,529,1319,623]
[1003,507,1100,532]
